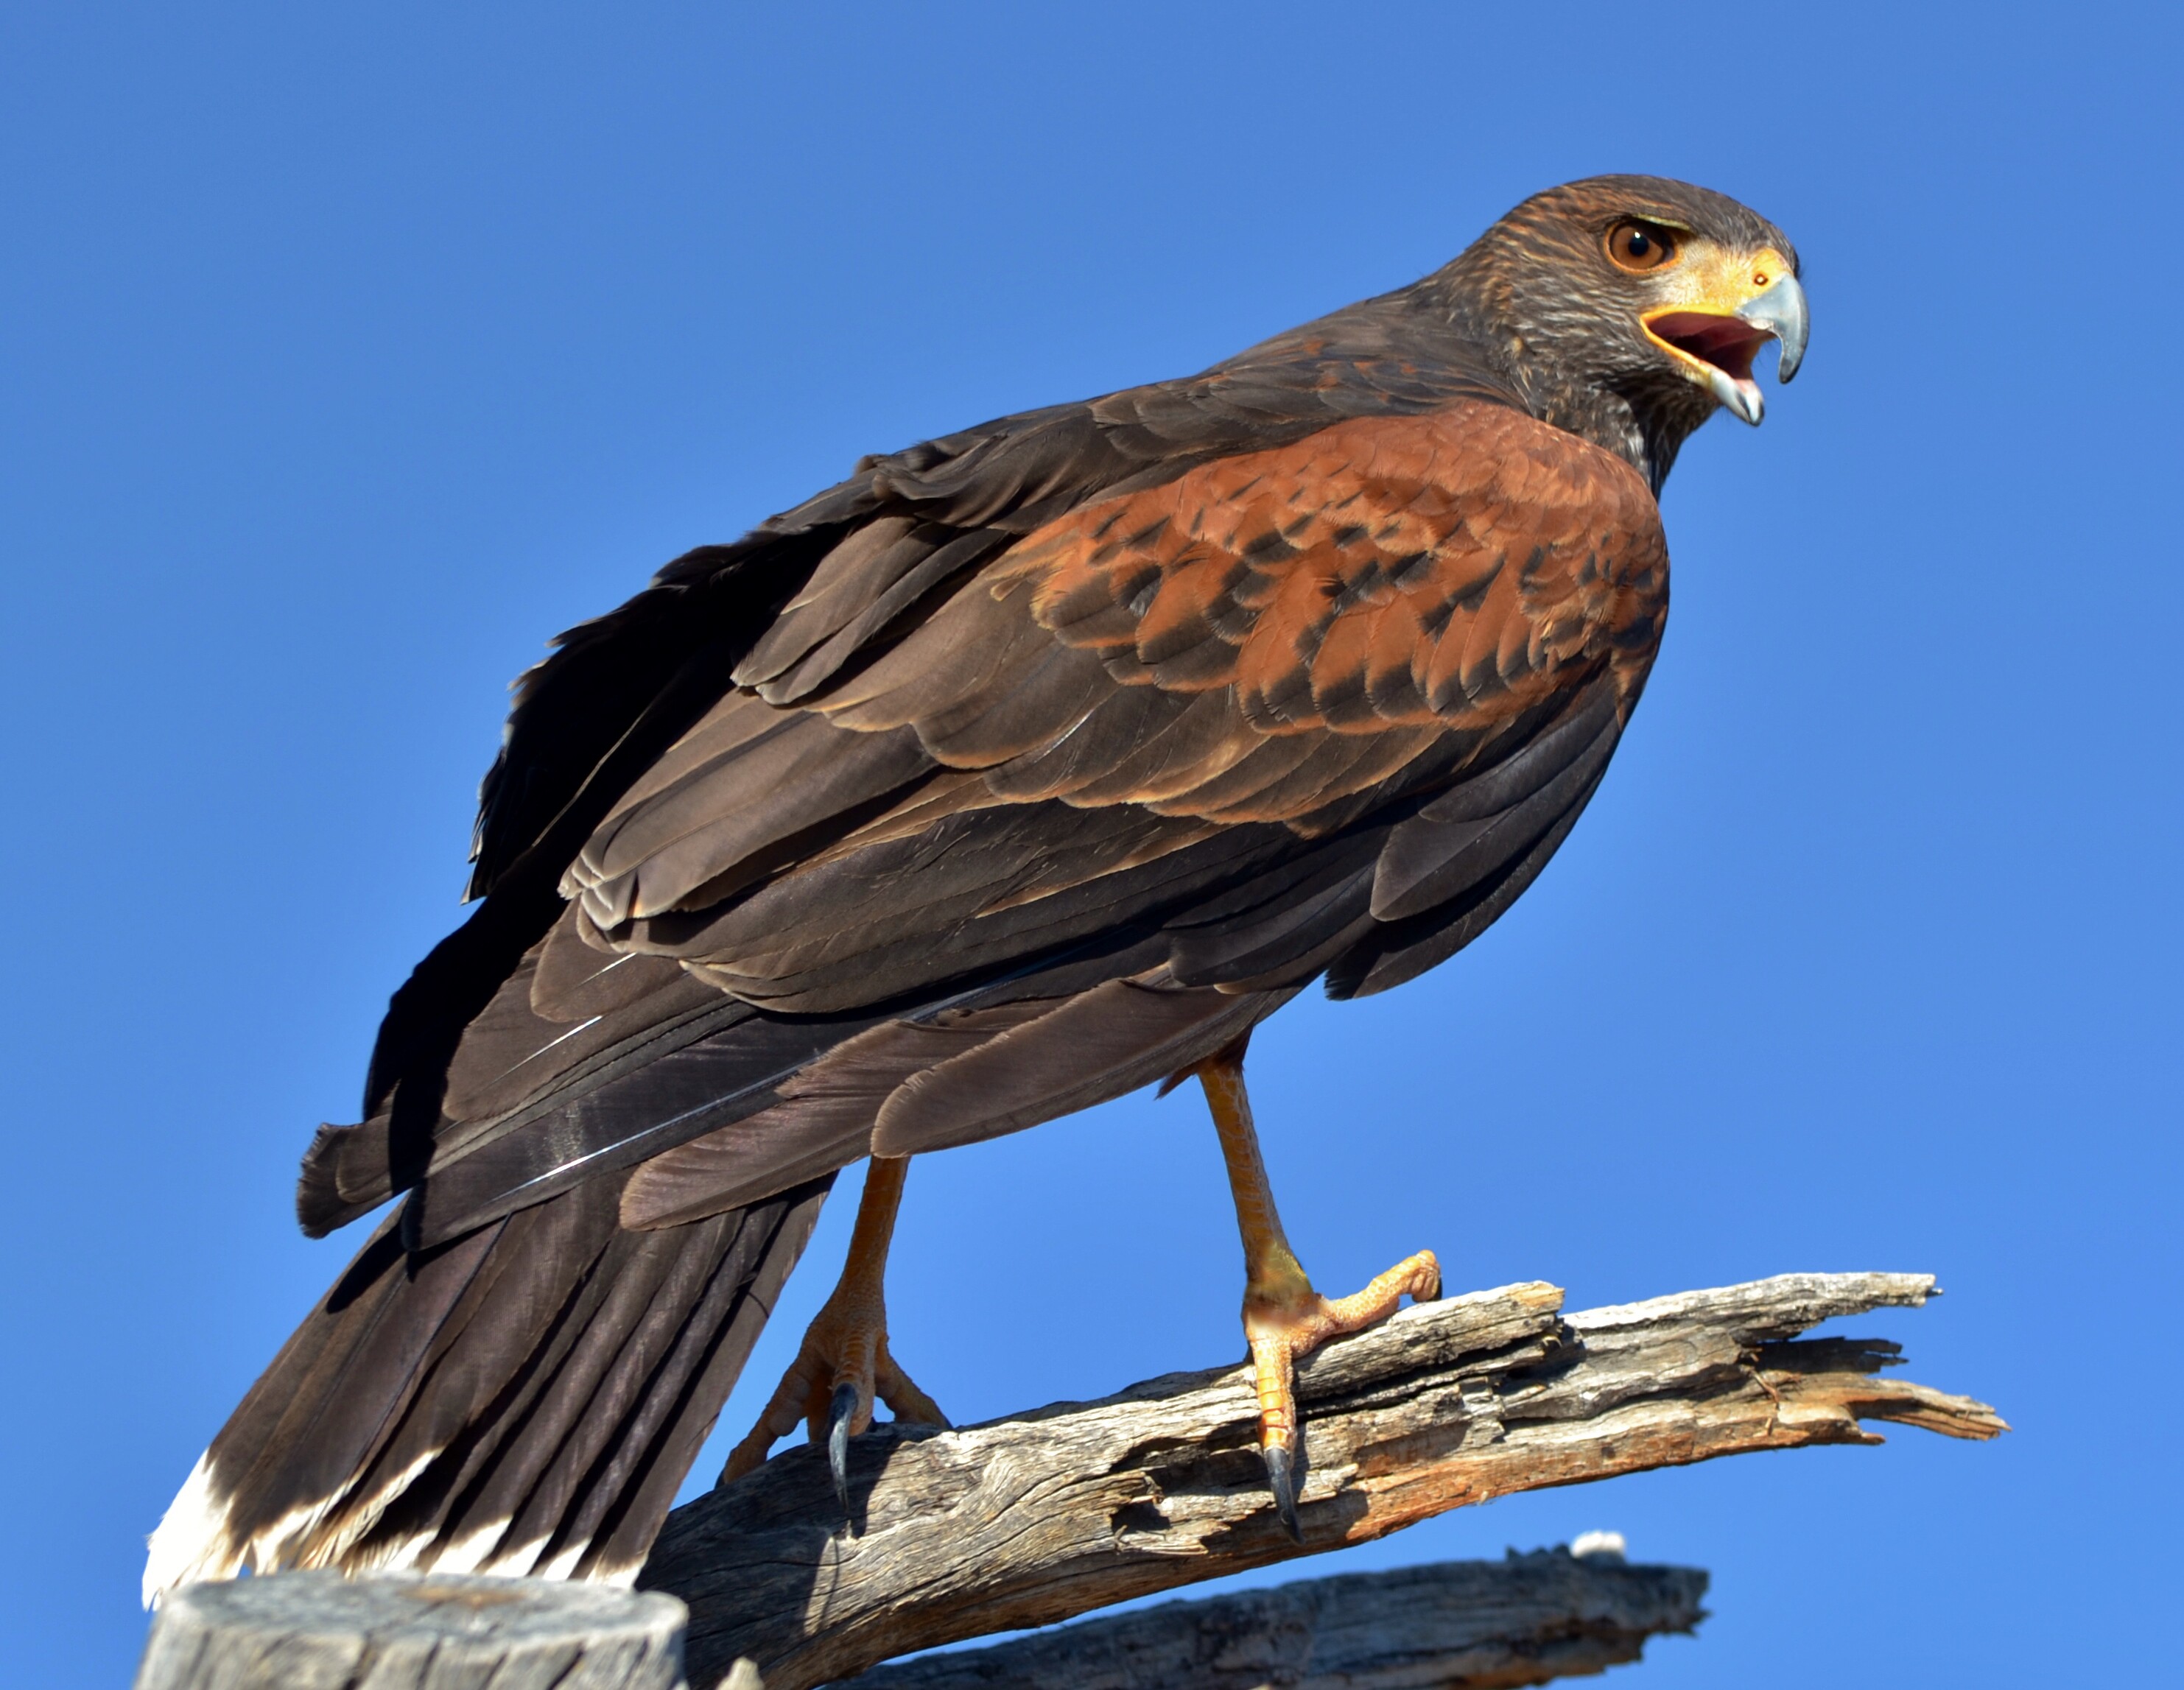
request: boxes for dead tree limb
[644,1272,2003,1690]
[837,1548,1707,1689]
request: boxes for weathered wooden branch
[133,1571,689,1690]
[645,1272,2003,1690]
[838,1547,1707,1689]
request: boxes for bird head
[1438,175,1806,481]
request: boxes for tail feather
[144,1175,830,1603]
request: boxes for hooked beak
[1643,256,1808,426]
[1745,274,1808,383]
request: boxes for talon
[720,1156,947,1500]
[826,1380,860,1511]
[1263,1442,1302,1543]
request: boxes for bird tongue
[1645,311,1772,383]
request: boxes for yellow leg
[1198,1051,1439,1541]
[720,1155,947,1506]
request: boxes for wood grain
[134,1571,689,1690]
[643,1272,2002,1690]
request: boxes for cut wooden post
[133,1570,691,1690]
[837,1546,1707,1689]
[643,1272,2004,1690]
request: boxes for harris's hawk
[146,175,1806,1595]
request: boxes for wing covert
[569,401,1665,1015]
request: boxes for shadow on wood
[643,1272,2003,1690]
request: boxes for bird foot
[718,1283,947,1510]
[1245,1248,1440,1540]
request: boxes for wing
[463,287,1520,904]
[328,326,1657,1250]
[577,401,1666,1011]
[359,287,1510,1137]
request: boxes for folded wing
[312,395,1665,1250]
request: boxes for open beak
[1643,264,1808,426]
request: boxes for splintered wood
[645,1272,2004,1690]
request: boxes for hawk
[147,175,1805,1595]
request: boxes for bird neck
[1422,263,1716,499]
[1506,362,1711,498]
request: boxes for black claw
[1263,1443,1303,1543]
[826,1381,860,1513]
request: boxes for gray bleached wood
[837,1547,1707,1689]
[133,1570,690,1690]
[644,1271,2004,1690]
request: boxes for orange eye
[1605,219,1678,273]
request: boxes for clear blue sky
[3,6,2177,1684]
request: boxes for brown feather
[618,1001,1058,1229]
[731,516,927,689]
[871,976,1295,1157]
